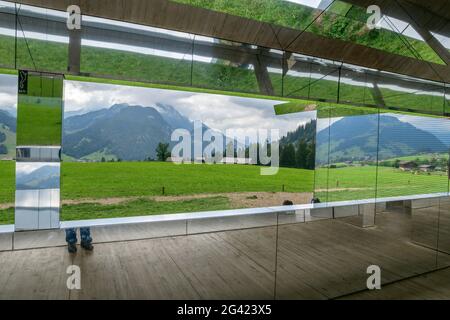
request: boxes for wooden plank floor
[340,267,450,300]
[0,209,449,299]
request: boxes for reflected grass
[0,162,313,206]
[16,103,62,146]
[61,196,231,221]
[59,162,314,200]
[0,196,231,224]
[314,166,449,201]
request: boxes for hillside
[16,165,60,190]
[63,104,174,160]
[0,110,16,158]
[316,115,448,164]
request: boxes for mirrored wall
[60,79,317,222]
[15,71,63,231]
[315,108,450,202]
[313,101,450,289]
[0,1,448,118]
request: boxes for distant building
[418,165,435,172]
[194,157,206,164]
[166,157,183,163]
[221,157,253,165]
[399,161,417,171]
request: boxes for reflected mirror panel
[15,162,60,231]
[61,80,317,222]
[0,73,16,227]
[16,71,63,146]
[15,71,63,231]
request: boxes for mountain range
[16,165,60,190]
[0,110,16,157]
[2,105,449,162]
[316,114,449,164]
[63,104,175,160]
[63,103,233,161]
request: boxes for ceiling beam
[11,0,450,83]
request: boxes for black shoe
[81,242,94,251]
[68,243,77,253]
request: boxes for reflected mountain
[16,164,60,190]
[0,109,16,156]
[316,115,449,164]
[63,104,232,161]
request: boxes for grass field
[58,162,314,200]
[173,0,443,64]
[0,161,315,203]
[16,103,62,146]
[0,161,314,224]
[315,166,450,202]
[16,74,63,146]
[0,197,231,225]
[2,34,449,117]
[1,161,449,225]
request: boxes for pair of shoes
[81,242,94,251]
[68,243,77,253]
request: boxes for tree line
[153,120,317,170]
[278,120,316,170]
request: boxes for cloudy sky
[0,74,316,136]
[0,74,17,113]
[63,80,317,136]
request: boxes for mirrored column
[15,71,63,231]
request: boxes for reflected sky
[16,162,60,190]
[62,80,316,141]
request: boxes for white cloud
[0,92,16,108]
[64,80,316,139]
[0,74,17,112]
[1,74,316,140]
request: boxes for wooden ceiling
[12,0,450,83]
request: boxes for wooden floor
[341,267,450,300]
[0,209,449,300]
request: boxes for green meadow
[1,161,449,225]
[58,162,314,200]
[173,0,444,64]
[1,34,449,116]
[0,197,232,225]
[16,74,63,146]
[16,103,62,146]
[314,166,450,202]
[0,161,314,224]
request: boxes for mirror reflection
[16,73,63,146]
[16,162,60,190]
